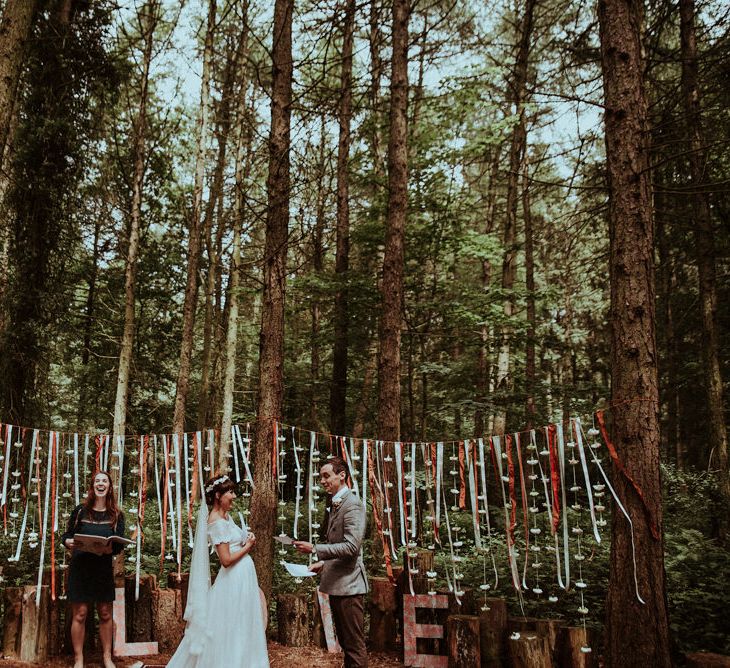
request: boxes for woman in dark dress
[61,471,125,668]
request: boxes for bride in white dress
[167,474,270,668]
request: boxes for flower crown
[204,475,229,494]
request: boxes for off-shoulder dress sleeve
[207,519,234,545]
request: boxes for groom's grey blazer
[315,488,368,596]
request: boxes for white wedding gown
[167,516,270,668]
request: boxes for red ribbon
[506,434,517,544]
[458,442,466,510]
[546,425,561,533]
[367,442,395,583]
[595,410,660,541]
[514,433,529,556]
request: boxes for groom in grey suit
[294,456,368,667]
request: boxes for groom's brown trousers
[329,593,368,667]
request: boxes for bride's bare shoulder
[207,511,226,525]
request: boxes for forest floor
[0,642,405,667]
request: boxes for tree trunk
[219,10,252,469]
[475,148,501,436]
[523,158,537,427]
[377,0,409,443]
[329,0,355,436]
[493,0,536,436]
[679,0,730,536]
[311,114,327,430]
[171,0,216,437]
[598,0,672,665]
[197,36,239,431]
[112,0,157,443]
[0,0,38,164]
[250,0,292,602]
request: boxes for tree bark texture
[251,0,293,602]
[329,0,356,436]
[0,0,37,165]
[475,148,501,436]
[679,0,730,535]
[493,0,536,436]
[598,0,672,665]
[171,0,216,437]
[311,114,327,430]
[523,159,536,427]
[113,0,157,443]
[219,14,252,469]
[377,0,409,443]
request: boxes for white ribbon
[478,438,498,588]
[135,435,144,600]
[465,440,481,549]
[308,431,315,550]
[83,434,90,489]
[435,442,443,536]
[394,442,406,546]
[154,436,163,533]
[1,424,12,509]
[361,439,368,507]
[584,428,645,604]
[163,435,177,552]
[37,432,54,605]
[173,434,183,565]
[556,424,569,588]
[73,433,80,506]
[53,432,60,532]
[12,429,37,562]
[184,433,193,546]
[574,418,601,544]
[234,425,254,488]
[292,427,302,539]
[117,435,124,503]
[409,442,417,538]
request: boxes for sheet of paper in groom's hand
[274,534,295,545]
[73,533,134,556]
[282,561,317,578]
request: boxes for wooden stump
[507,634,552,668]
[276,593,310,647]
[408,549,435,595]
[2,587,23,658]
[151,586,185,653]
[168,572,191,613]
[536,620,563,660]
[368,576,398,651]
[556,626,594,668]
[447,615,480,668]
[312,590,327,649]
[686,653,730,668]
[19,585,50,663]
[125,574,156,642]
[479,598,508,668]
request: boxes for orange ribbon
[595,410,660,541]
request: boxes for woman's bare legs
[70,602,88,668]
[97,602,115,668]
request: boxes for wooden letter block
[403,593,449,667]
[114,586,159,657]
[316,589,342,653]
